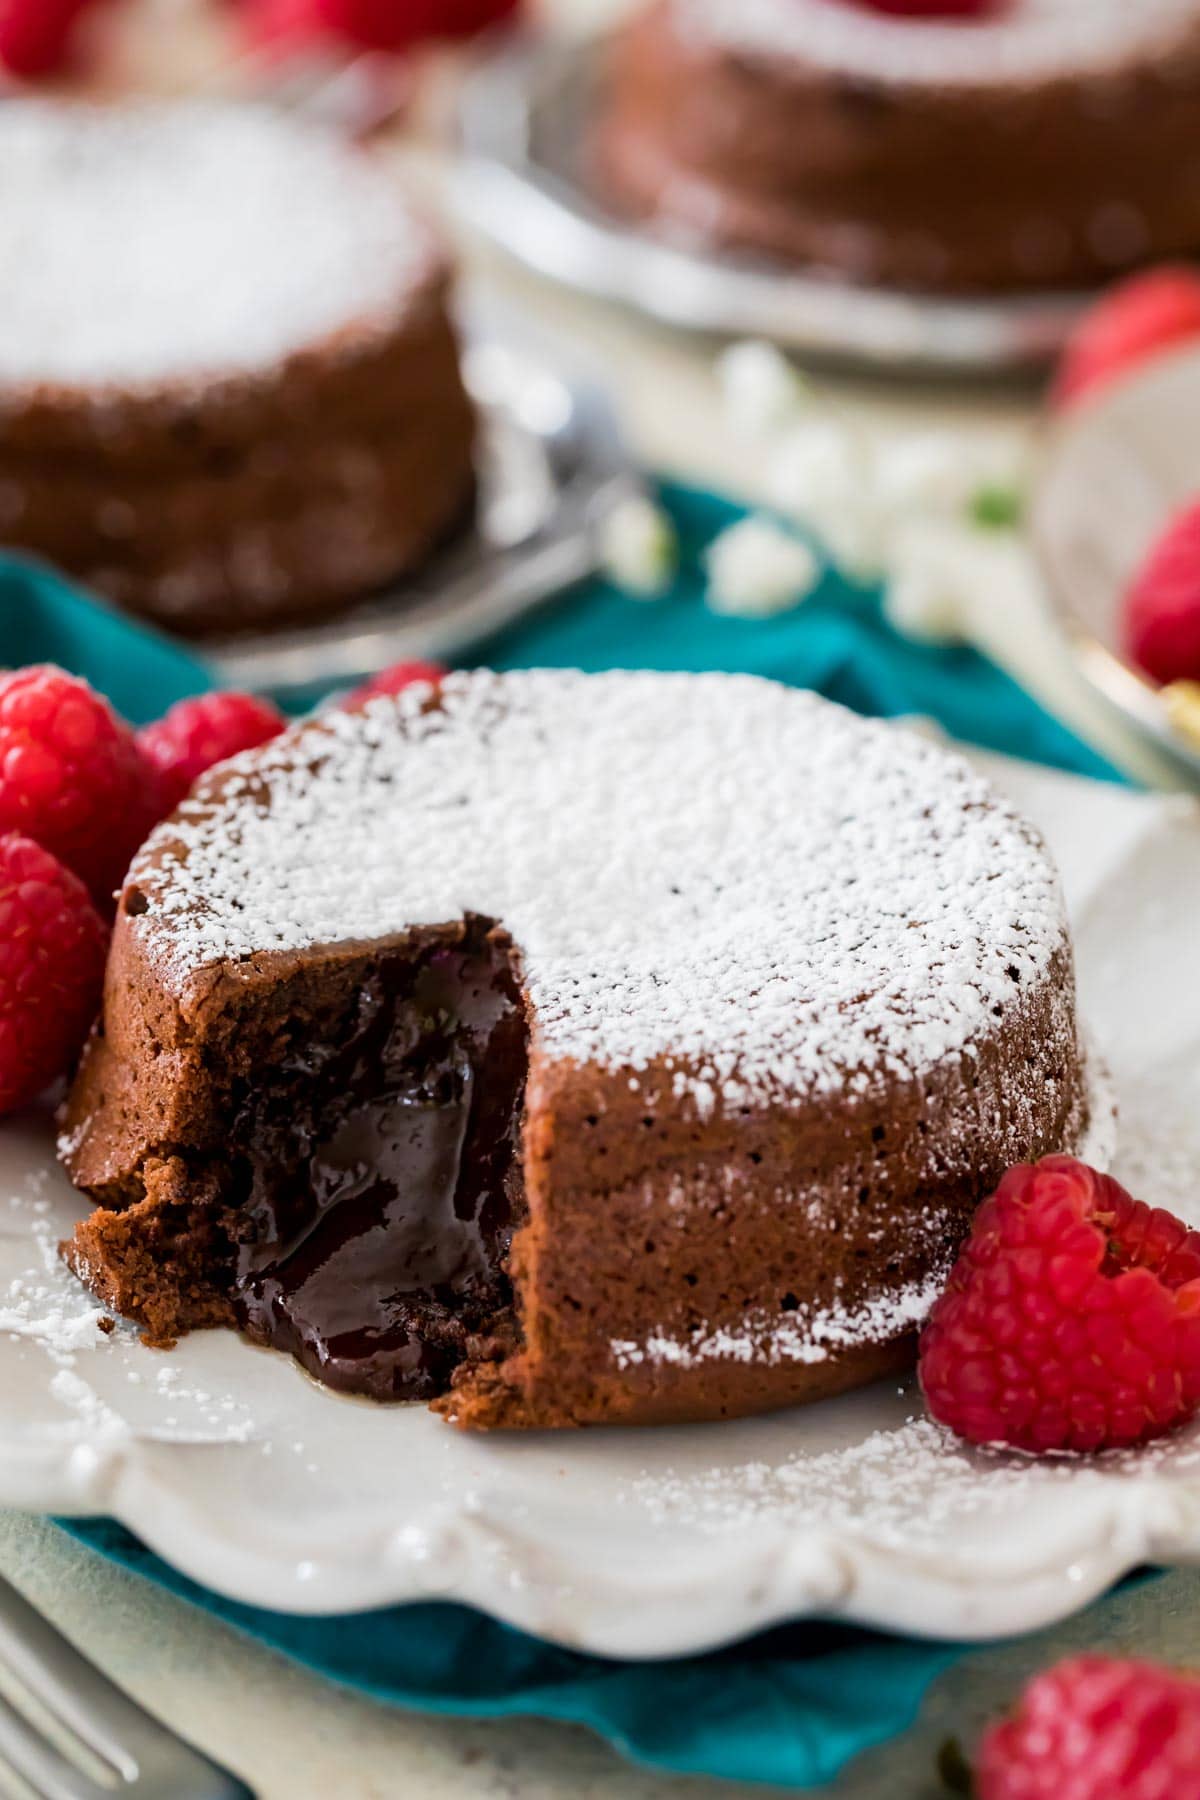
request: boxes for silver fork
[0,1574,254,1800]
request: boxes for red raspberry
[0,666,161,907]
[851,1,999,16]
[918,1156,1200,1454]
[137,692,287,813]
[0,834,107,1114]
[1052,268,1200,410]
[978,1655,1200,1799]
[0,0,95,78]
[342,660,447,711]
[1121,497,1200,687]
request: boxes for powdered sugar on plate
[676,0,1200,85]
[0,1169,110,1365]
[131,670,1073,1115]
[0,102,430,391]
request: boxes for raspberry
[292,0,519,50]
[0,835,107,1114]
[0,666,161,907]
[978,1656,1200,1799]
[137,692,287,813]
[240,0,325,50]
[1121,497,1200,687]
[1052,268,1200,410]
[342,660,447,711]
[0,0,94,78]
[918,1156,1200,1454]
[850,0,999,15]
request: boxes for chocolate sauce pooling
[229,925,527,1401]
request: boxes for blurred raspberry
[0,666,160,907]
[1122,496,1200,686]
[851,0,1000,15]
[0,834,107,1114]
[244,0,520,52]
[238,0,326,52]
[978,1655,1200,1799]
[0,0,96,78]
[1053,267,1200,409]
[919,1156,1200,1454]
[137,691,287,812]
[342,660,446,711]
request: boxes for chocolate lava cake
[595,0,1200,294]
[59,671,1097,1429]
[0,103,475,635]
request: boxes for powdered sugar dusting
[131,671,1072,1113]
[1,1170,110,1365]
[676,0,1200,85]
[612,1265,950,1372]
[620,1410,1200,1546]
[0,102,429,389]
[609,1053,1112,1373]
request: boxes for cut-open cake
[59,671,1096,1427]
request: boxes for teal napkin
[1,482,1124,1791]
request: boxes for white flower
[716,340,812,439]
[765,418,884,580]
[600,492,679,599]
[882,518,984,646]
[704,516,821,619]
[875,430,1028,529]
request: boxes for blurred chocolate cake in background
[0,102,476,636]
[595,0,1200,294]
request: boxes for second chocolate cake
[0,102,476,636]
[595,0,1200,294]
[59,671,1098,1428]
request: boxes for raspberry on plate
[919,1156,1200,1454]
[0,834,107,1115]
[137,692,287,813]
[0,666,161,907]
[850,0,999,15]
[1122,496,1200,687]
[1052,267,1200,410]
[341,660,447,711]
[0,0,96,78]
[978,1655,1200,1800]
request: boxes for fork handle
[0,1574,255,1799]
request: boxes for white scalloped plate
[2,753,1198,1658]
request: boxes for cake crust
[60,672,1093,1427]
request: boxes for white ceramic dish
[1,753,1197,1658]
[1033,344,1200,783]
[457,39,1091,378]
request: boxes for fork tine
[0,1685,109,1800]
[0,1577,253,1799]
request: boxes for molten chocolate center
[228,925,527,1401]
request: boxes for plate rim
[456,35,1098,378]
[1031,343,1200,782]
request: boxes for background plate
[1033,344,1200,783]
[457,38,1093,378]
[1,754,1197,1658]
